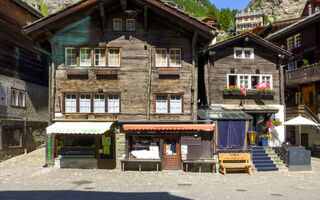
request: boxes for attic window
[126,19,135,31]
[113,19,122,31]
[234,47,254,59]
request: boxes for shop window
[94,48,106,66]
[80,48,91,66]
[156,95,168,113]
[129,136,160,159]
[170,94,182,113]
[11,89,25,107]
[94,94,105,113]
[3,129,22,148]
[108,94,119,113]
[108,48,120,67]
[65,94,77,113]
[65,48,77,66]
[126,19,135,31]
[80,94,91,113]
[113,19,122,31]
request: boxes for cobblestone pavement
[0,148,320,200]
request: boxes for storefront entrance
[163,136,180,169]
[97,134,116,169]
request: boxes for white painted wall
[269,105,285,147]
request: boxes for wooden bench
[120,159,161,172]
[183,160,216,173]
[219,153,253,175]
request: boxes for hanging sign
[0,85,7,106]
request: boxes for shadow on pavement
[0,191,191,200]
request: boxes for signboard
[0,85,7,106]
[181,145,188,160]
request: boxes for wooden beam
[120,0,127,12]
[192,30,198,121]
[144,6,148,32]
[99,3,106,30]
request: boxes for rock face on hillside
[247,0,307,22]
[23,0,81,14]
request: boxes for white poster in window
[0,85,7,106]
[181,145,188,160]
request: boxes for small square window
[108,48,120,67]
[65,48,77,66]
[156,48,167,67]
[94,49,106,66]
[113,19,122,31]
[126,19,135,31]
[235,49,242,58]
[80,48,91,66]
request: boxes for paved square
[0,148,319,200]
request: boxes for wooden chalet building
[0,0,49,161]
[266,9,320,152]
[24,0,217,170]
[199,32,291,151]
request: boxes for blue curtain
[218,120,246,147]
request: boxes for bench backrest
[219,153,250,163]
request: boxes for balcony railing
[286,62,320,86]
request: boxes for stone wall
[115,127,125,169]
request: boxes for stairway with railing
[274,142,289,167]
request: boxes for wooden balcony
[286,62,320,86]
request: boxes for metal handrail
[274,143,289,166]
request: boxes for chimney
[308,4,313,16]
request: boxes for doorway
[302,85,316,114]
[163,136,180,169]
[97,133,116,169]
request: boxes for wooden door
[163,136,180,169]
[97,134,116,169]
[302,85,316,114]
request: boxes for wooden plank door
[302,85,316,114]
[163,136,180,169]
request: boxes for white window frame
[79,94,91,113]
[11,89,25,107]
[287,37,294,51]
[65,47,77,66]
[108,48,120,67]
[80,48,91,66]
[108,94,120,113]
[294,34,301,48]
[126,19,136,31]
[155,48,168,67]
[170,94,182,113]
[94,48,106,67]
[94,94,105,113]
[233,47,254,59]
[227,74,273,90]
[169,48,181,67]
[288,62,298,71]
[156,95,168,113]
[113,19,122,31]
[65,94,77,113]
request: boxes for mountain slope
[247,0,307,22]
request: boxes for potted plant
[261,121,272,146]
[272,119,282,126]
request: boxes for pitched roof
[203,32,291,57]
[266,11,320,41]
[12,0,44,19]
[24,0,216,38]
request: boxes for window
[126,19,135,31]
[156,95,167,113]
[113,19,122,31]
[294,34,301,47]
[108,48,120,67]
[3,129,22,148]
[169,49,181,67]
[288,62,297,71]
[65,48,77,66]
[239,75,249,89]
[234,48,254,59]
[156,48,167,67]
[295,92,302,104]
[287,37,294,51]
[80,94,91,113]
[65,94,77,113]
[80,48,91,66]
[108,94,119,113]
[94,94,105,113]
[227,74,273,89]
[11,89,25,107]
[94,49,106,66]
[170,95,182,113]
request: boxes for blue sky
[210,0,252,10]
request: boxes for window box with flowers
[223,86,275,99]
